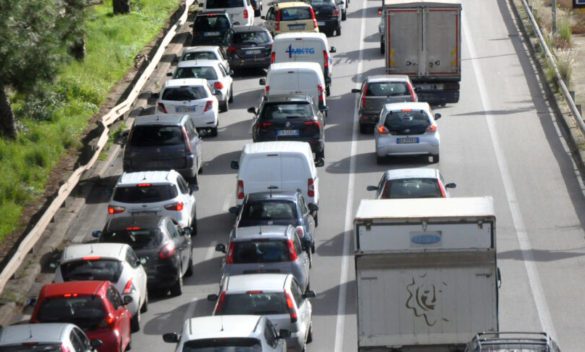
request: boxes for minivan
[271,32,336,96]
[202,0,254,26]
[231,141,321,207]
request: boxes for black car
[308,0,342,37]
[248,94,325,160]
[93,215,193,296]
[224,25,273,71]
[229,191,319,254]
[191,11,232,46]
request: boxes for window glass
[101,228,163,250]
[129,125,184,147]
[233,31,271,45]
[182,338,262,351]
[260,102,312,121]
[206,0,244,8]
[240,201,297,225]
[218,292,287,315]
[366,82,409,97]
[182,51,219,61]
[69,329,84,352]
[162,86,208,101]
[298,195,308,215]
[290,279,304,306]
[174,66,218,80]
[194,15,230,31]
[107,286,123,309]
[233,240,289,263]
[60,259,122,282]
[264,320,278,348]
[113,184,178,203]
[37,296,105,330]
[280,7,312,20]
[292,230,303,257]
[126,248,139,268]
[72,327,92,351]
[383,110,430,134]
[177,176,189,194]
[0,344,62,351]
[166,221,181,239]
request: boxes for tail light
[377,125,389,134]
[108,206,125,215]
[165,201,184,211]
[237,180,245,200]
[259,121,273,128]
[332,8,340,17]
[310,7,318,28]
[361,84,368,108]
[287,239,298,261]
[323,50,329,70]
[303,120,321,129]
[123,278,135,294]
[214,81,224,90]
[99,313,116,328]
[264,85,270,95]
[426,123,437,133]
[285,292,298,323]
[227,46,237,55]
[226,242,235,264]
[182,128,193,153]
[270,52,275,63]
[244,8,249,19]
[159,242,176,260]
[215,291,227,313]
[295,226,305,239]
[275,10,281,31]
[204,100,213,112]
[157,102,168,113]
[307,178,315,198]
[407,84,417,102]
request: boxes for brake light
[361,84,368,108]
[317,85,324,104]
[426,123,438,133]
[275,10,281,31]
[123,278,134,294]
[165,201,184,211]
[159,242,176,259]
[126,226,141,231]
[246,290,264,294]
[310,7,318,28]
[244,8,249,19]
[323,50,329,69]
[204,100,213,112]
[401,108,413,112]
[137,183,152,187]
[295,226,305,239]
[377,125,389,134]
[303,120,321,128]
[215,291,227,313]
[227,46,237,55]
[332,8,340,17]
[270,52,275,63]
[82,256,101,261]
[182,127,192,153]
[259,121,273,128]
[214,81,224,90]
[63,293,79,298]
[100,313,116,328]
[108,206,125,215]
[157,102,167,113]
[237,180,244,200]
[287,239,298,261]
[285,292,298,323]
[226,242,235,264]
[407,83,417,101]
[308,178,315,198]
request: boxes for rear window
[384,110,430,133]
[0,344,61,352]
[174,66,218,80]
[100,228,163,250]
[260,102,312,120]
[219,292,287,315]
[206,0,245,8]
[233,239,290,263]
[366,82,409,97]
[384,178,442,199]
[113,184,178,203]
[36,296,106,330]
[280,7,312,20]
[60,258,123,282]
[194,15,231,31]
[182,51,218,61]
[182,338,262,352]
[129,125,185,147]
[240,201,297,225]
[162,86,208,101]
[233,31,271,45]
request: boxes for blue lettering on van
[411,233,442,245]
[285,44,315,58]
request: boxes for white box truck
[354,197,499,352]
[378,0,462,105]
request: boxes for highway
[38,0,585,350]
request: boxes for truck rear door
[386,8,420,75]
[424,6,460,76]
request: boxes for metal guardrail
[0,0,195,295]
[520,0,585,133]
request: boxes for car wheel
[131,310,140,333]
[228,85,234,103]
[140,291,148,313]
[311,244,315,254]
[307,250,312,269]
[316,149,324,160]
[342,10,347,21]
[170,272,183,296]
[191,211,198,236]
[220,98,229,112]
[313,212,318,227]
[306,325,313,343]
[185,252,194,277]
[336,24,342,36]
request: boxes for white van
[271,32,336,95]
[202,0,254,26]
[260,62,327,111]
[230,141,321,206]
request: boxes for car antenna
[28,325,33,339]
[220,315,224,332]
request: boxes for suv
[203,0,254,26]
[215,225,311,292]
[308,0,342,37]
[465,332,561,352]
[191,11,232,46]
[208,274,315,351]
[248,94,325,161]
[123,114,203,182]
[107,170,198,232]
[163,315,288,351]
[94,215,194,297]
[224,25,273,71]
[0,323,101,351]
[262,2,318,36]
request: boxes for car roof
[246,191,300,202]
[182,315,263,340]
[177,60,221,68]
[0,323,73,345]
[269,61,322,72]
[383,168,440,180]
[233,225,291,240]
[164,78,210,88]
[273,1,312,8]
[231,25,269,33]
[263,94,313,104]
[181,46,221,53]
[242,141,313,156]
[365,74,411,83]
[40,281,108,297]
[61,243,129,262]
[133,114,189,126]
[383,101,431,112]
[274,32,328,41]
[106,215,166,232]
[225,274,290,292]
[116,170,179,186]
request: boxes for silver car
[215,225,311,292]
[374,102,441,164]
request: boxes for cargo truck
[378,0,462,105]
[354,197,499,352]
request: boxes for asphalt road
[29,0,585,351]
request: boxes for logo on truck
[406,273,449,327]
[285,44,315,58]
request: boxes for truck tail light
[285,292,298,323]
[407,83,417,102]
[308,178,315,198]
[226,242,235,264]
[164,201,184,211]
[159,242,176,260]
[438,182,447,198]
[317,84,324,105]
[108,206,125,215]
[377,125,389,134]
[259,121,272,128]
[264,85,270,95]
[157,102,167,113]
[60,345,72,352]
[310,7,318,28]
[244,8,249,19]
[204,100,213,112]
[237,180,245,200]
[426,123,437,133]
[332,8,340,17]
[323,50,329,70]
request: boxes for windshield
[182,338,262,352]
[233,240,290,263]
[60,258,122,282]
[36,296,106,330]
[383,178,442,199]
[162,86,208,101]
[174,66,218,80]
[366,82,409,97]
[239,201,297,227]
[194,15,231,31]
[218,292,287,315]
[233,31,270,45]
[129,125,184,147]
[113,184,178,203]
[101,228,163,250]
[260,103,312,120]
[0,345,62,352]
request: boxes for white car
[155,78,220,137]
[107,170,198,231]
[171,59,234,112]
[178,45,230,73]
[0,323,101,351]
[209,273,315,351]
[203,0,255,26]
[54,243,148,333]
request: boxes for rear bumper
[145,262,182,290]
[317,19,339,33]
[412,81,460,105]
[375,137,440,157]
[228,56,271,69]
[358,112,379,126]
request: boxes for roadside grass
[0,0,181,240]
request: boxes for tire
[307,250,312,269]
[131,310,140,333]
[140,292,148,313]
[220,99,228,112]
[336,25,341,36]
[191,211,198,236]
[342,10,347,21]
[125,339,132,352]
[306,325,313,343]
[228,86,234,103]
[313,212,318,227]
[185,252,194,277]
[170,273,183,297]
[311,244,315,254]
[209,127,218,137]
[316,149,324,160]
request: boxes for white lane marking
[462,15,557,339]
[334,0,367,350]
[182,242,217,322]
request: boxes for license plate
[288,24,306,30]
[397,137,419,144]
[203,31,220,36]
[246,49,262,55]
[317,21,325,26]
[175,106,196,112]
[277,129,300,136]
[131,211,158,216]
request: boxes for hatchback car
[215,225,311,292]
[191,11,232,46]
[262,2,318,36]
[163,315,288,351]
[308,0,342,36]
[122,114,203,182]
[230,191,318,254]
[178,45,230,73]
[465,332,561,352]
[172,60,234,112]
[107,170,198,231]
[30,281,132,352]
[367,168,455,199]
[54,243,147,332]
[94,215,193,297]
[374,102,441,164]
[0,323,101,352]
[224,25,273,71]
[203,0,254,26]
[249,94,325,160]
[154,78,219,137]
[208,274,315,351]
[351,75,418,134]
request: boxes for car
[307,0,342,37]
[465,332,561,352]
[154,78,220,137]
[171,60,234,112]
[224,25,273,71]
[190,10,232,46]
[178,45,230,74]
[54,243,148,332]
[163,315,289,351]
[351,75,418,134]
[122,114,203,182]
[93,215,193,297]
[249,94,325,160]
[107,170,198,232]
[366,168,455,199]
[215,225,311,292]
[262,2,318,36]
[208,274,315,351]
[30,281,132,352]
[374,102,441,164]
[0,323,102,351]
[230,190,318,254]
[202,0,255,26]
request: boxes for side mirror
[166,72,172,76]
[230,160,239,170]
[91,230,102,238]
[259,78,266,86]
[182,227,193,237]
[434,113,442,120]
[308,203,319,212]
[278,329,291,339]
[303,290,316,298]
[247,107,257,114]
[139,257,147,265]
[163,333,180,343]
[329,46,336,53]
[123,295,133,305]
[229,206,240,215]
[151,92,160,99]
[351,88,361,93]
[207,293,219,301]
[366,185,378,191]
[445,183,456,189]
[215,243,226,253]
[315,158,324,167]
[90,339,103,350]
[377,7,382,16]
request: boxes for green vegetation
[0,0,181,239]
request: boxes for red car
[30,280,132,352]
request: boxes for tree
[0,0,84,139]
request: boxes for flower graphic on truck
[405,273,449,326]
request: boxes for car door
[176,174,195,224]
[167,219,189,276]
[290,279,311,343]
[265,7,276,34]
[292,230,310,289]
[185,119,202,173]
[218,62,233,90]
[107,287,131,348]
[297,195,315,245]
[125,247,147,306]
